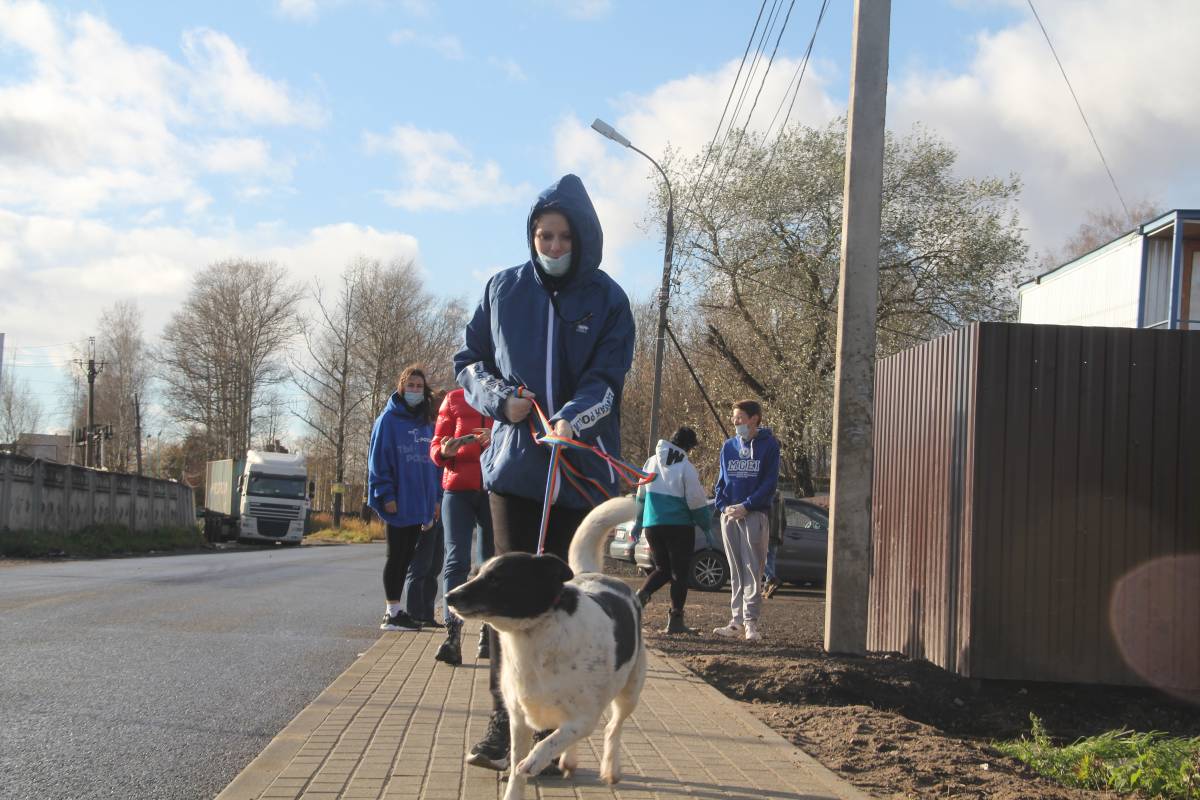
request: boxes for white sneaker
[712,620,744,638]
[744,621,762,641]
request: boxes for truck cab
[237,451,308,545]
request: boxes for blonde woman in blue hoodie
[634,426,712,634]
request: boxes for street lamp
[591,118,675,452]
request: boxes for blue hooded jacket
[454,174,635,508]
[367,392,441,527]
[713,427,780,513]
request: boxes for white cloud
[553,55,839,283]
[182,29,325,127]
[199,137,273,174]
[0,1,320,215]
[389,28,465,60]
[365,125,531,211]
[275,0,318,20]
[488,57,527,82]
[890,0,1200,253]
[0,208,421,347]
[559,0,612,20]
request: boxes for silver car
[607,499,829,591]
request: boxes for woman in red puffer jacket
[429,387,495,664]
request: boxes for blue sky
[3,0,1198,433]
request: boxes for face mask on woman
[536,251,572,277]
[403,391,424,407]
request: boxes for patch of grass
[306,512,384,544]
[995,713,1200,799]
[0,524,206,558]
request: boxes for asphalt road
[0,543,389,800]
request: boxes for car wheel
[688,550,727,591]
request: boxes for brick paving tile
[217,624,872,800]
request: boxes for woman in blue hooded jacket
[454,173,635,771]
[367,364,441,632]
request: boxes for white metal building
[1019,209,1200,329]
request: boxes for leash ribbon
[518,390,654,554]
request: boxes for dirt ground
[608,560,1200,799]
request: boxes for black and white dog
[445,496,645,800]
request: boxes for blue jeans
[441,490,495,605]
[765,540,779,581]
[404,519,444,622]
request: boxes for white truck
[204,450,310,545]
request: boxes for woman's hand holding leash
[505,389,535,423]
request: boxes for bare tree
[292,259,372,526]
[81,301,151,471]
[1056,200,1163,263]
[349,257,467,514]
[0,373,43,446]
[158,259,303,460]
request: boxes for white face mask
[537,251,572,277]
[735,423,751,439]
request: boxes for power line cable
[677,0,772,222]
[765,0,830,141]
[696,0,796,213]
[1026,0,1129,217]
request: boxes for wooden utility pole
[824,0,891,656]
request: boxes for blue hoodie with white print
[366,392,441,528]
[713,427,780,514]
[454,174,635,508]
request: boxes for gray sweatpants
[720,510,769,624]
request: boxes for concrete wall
[0,453,195,533]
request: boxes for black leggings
[383,523,421,600]
[638,524,694,611]
[487,492,587,709]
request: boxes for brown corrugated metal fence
[870,322,1200,692]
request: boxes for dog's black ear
[539,553,574,584]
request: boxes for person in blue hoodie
[367,364,442,632]
[454,173,635,772]
[712,399,780,642]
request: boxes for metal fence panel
[871,322,1200,692]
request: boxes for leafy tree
[655,119,1029,494]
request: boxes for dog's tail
[567,496,639,575]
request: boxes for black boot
[466,707,509,770]
[477,623,491,659]
[664,608,695,634]
[435,616,462,665]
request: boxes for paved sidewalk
[217,624,872,800]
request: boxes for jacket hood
[731,426,775,458]
[385,390,423,419]
[654,439,689,464]
[527,173,603,290]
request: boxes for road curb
[214,636,391,800]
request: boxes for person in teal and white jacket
[634,426,712,634]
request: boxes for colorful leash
[516,388,654,554]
